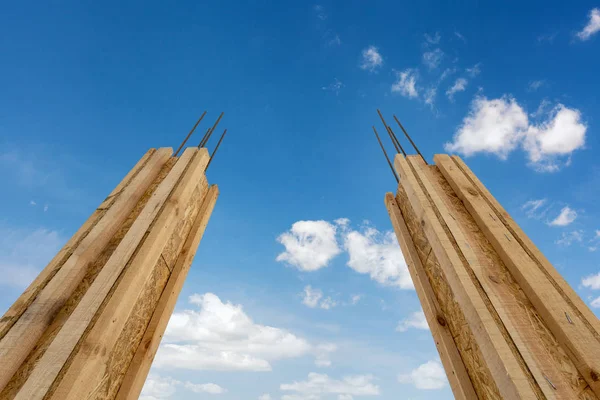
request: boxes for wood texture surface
[44,148,210,400]
[0,149,155,340]
[116,184,219,400]
[0,148,172,392]
[385,192,477,400]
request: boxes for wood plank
[44,148,210,400]
[0,148,172,392]
[436,153,600,396]
[394,154,539,399]
[426,161,595,399]
[116,184,219,400]
[396,186,502,399]
[12,148,201,400]
[451,155,600,336]
[0,149,156,340]
[385,193,477,400]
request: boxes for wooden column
[0,147,219,400]
[385,154,600,400]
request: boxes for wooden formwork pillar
[0,147,218,400]
[385,154,600,400]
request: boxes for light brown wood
[0,148,172,392]
[385,192,477,400]
[451,155,600,336]
[12,148,199,400]
[116,184,219,400]
[435,154,600,396]
[0,149,156,340]
[45,148,210,400]
[395,154,539,399]
[425,160,594,399]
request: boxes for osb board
[116,184,219,400]
[0,149,156,340]
[425,164,594,399]
[0,157,177,400]
[396,186,501,399]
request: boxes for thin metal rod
[377,109,406,156]
[199,112,224,148]
[206,129,228,171]
[175,111,207,157]
[393,115,426,163]
[373,126,399,183]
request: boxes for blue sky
[1,1,599,399]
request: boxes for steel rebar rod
[377,109,406,156]
[199,112,224,148]
[175,111,207,157]
[205,129,228,171]
[393,115,426,163]
[373,126,399,183]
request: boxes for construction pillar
[385,154,600,400]
[0,147,218,400]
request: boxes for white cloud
[258,394,272,400]
[183,382,226,394]
[424,32,441,45]
[466,63,481,77]
[423,48,444,70]
[140,375,225,399]
[445,96,528,159]
[302,285,323,308]
[314,343,337,367]
[396,311,429,332]
[577,8,600,41]
[555,230,584,246]
[424,87,436,108]
[334,218,350,227]
[391,69,419,98]
[342,225,413,289]
[301,286,337,310]
[0,226,64,288]
[350,294,363,305]
[446,78,468,101]
[153,293,313,371]
[29,200,36,206]
[454,31,466,42]
[322,78,344,95]
[523,105,587,172]
[589,230,600,251]
[398,360,447,390]
[360,46,383,72]
[445,96,587,171]
[439,68,457,82]
[549,206,577,226]
[277,220,341,271]
[582,272,600,290]
[528,80,545,91]
[591,297,600,308]
[522,199,548,219]
[281,372,380,397]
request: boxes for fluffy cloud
[360,46,383,72]
[277,221,341,271]
[423,48,444,70]
[549,206,577,226]
[301,285,337,310]
[445,96,586,171]
[589,230,600,252]
[396,311,429,332]
[258,394,272,400]
[446,78,468,101]
[591,297,600,308]
[528,80,545,92]
[281,373,380,397]
[424,32,441,45]
[577,8,600,41]
[582,272,600,290]
[466,63,481,77]
[140,375,225,399]
[398,360,447,390]
[342,225,413,289]
[0,226,64,288]
[153,293,313,371]
[522,199,548,219]
[424,87,437,108]
[391,69,419,98]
